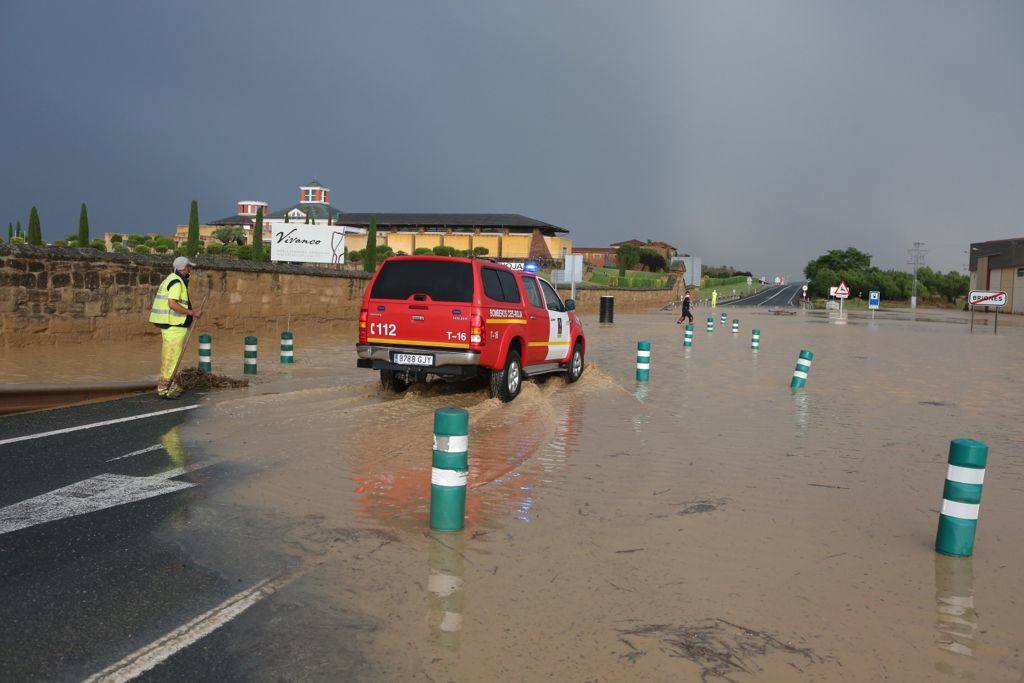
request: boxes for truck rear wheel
[380,369,410,393]
[565,342,584,383]
[490,349,522,402]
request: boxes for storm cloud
[2,1,1022,277]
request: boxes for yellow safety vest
[149,273,190,326]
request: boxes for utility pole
[907,241,927,309]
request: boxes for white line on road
[757,285,792,307]
[0,466,205,535]
[0,405,198,447]
[106,444,165,462]
[84,575,290,683]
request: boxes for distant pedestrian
[676,290,693,324]
[149,256,202,399]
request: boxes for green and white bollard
[720,312,727,327]
[636,341,651,381]
[936,439,988,557]
[789,349,813,388]
[732,319,739,334]
[751,329,761,350]
[683,324,694,348]
[280,330,294,364]
[706,316,714,332]
[430,407,469,532]
[244,335,257,375]
[198,334,212,372]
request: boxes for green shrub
[90,238,106,251]
[235,245,253,260]
[473,246,489,256]
[413,247,433,255]
[205,243,224,255]
[348,249,363,262]
[134,245,151,254]
[432,245,459,257]
[154,246,168,254]
[11,236,26,244]
[53,240,67,247]
[110,234,123,244]
[127,234,145,245]
[114,245,129,253]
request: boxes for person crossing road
[676,289,694,324]
[149,256,203,399]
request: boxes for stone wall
[0,245,371,347]
[0,245,675,348]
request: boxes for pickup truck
[356,256,586,401]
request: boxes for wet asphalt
[0,393,269,681]
[728,281,805,307]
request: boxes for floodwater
[25,309,1024,679]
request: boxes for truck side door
[520,276,549,365]
[537,278,571,362]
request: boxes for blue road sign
[868,291,880,310]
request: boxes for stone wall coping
[0,244,372,280]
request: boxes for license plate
[392,352,434,366]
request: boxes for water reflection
[934,555,978,678]
[426,531,465,649]
[792,392,810,439]
[634,383,649,403]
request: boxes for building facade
[199,180,571,260]
[969,237,1024,314]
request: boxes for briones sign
[270,224,348,264]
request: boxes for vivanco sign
[270,224,356,264]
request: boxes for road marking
[0,468,201,535]
[757,285,792,307]
[106,444,165,462]
[84,576,288,683]
[0,405,198,447]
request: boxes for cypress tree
[186,200,200,258]
[284,211,289,223]
[16,220,22,237]
[7,223,11,240]
[364,215,378,272]
[304,211,310,225]
[27,206,42,245]
[252,206,264,260]
[78,203,90,247]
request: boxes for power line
[907,241,928,308]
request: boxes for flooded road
[3,309,1023,680]
[165,309,1023,680]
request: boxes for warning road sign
[968,290,1007,307]
[834,280,850,299]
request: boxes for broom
[168,291,210,390]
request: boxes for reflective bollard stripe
[706,316,714,332]
[936,439,988,557]
[430,407,469,531]
[198,334,212,372]
[720,312,727,327]
[732,319,739,333]
[683,324,694,348]
[636,341,650,382]
[280,330,294,364]
[244,336,258,375]
[790,349,813,388]
[751,329,761,349]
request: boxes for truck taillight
[470,313,484,348]
[359,308,368,344]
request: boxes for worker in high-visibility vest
[149,256,202,399]
[711,289,718,308]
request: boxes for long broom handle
[169,291,209,384]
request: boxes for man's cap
[173,256,196,271]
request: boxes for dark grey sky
[3,1,1022,277]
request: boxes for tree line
[804,247,968,302]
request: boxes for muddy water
[161,310,1023,680]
